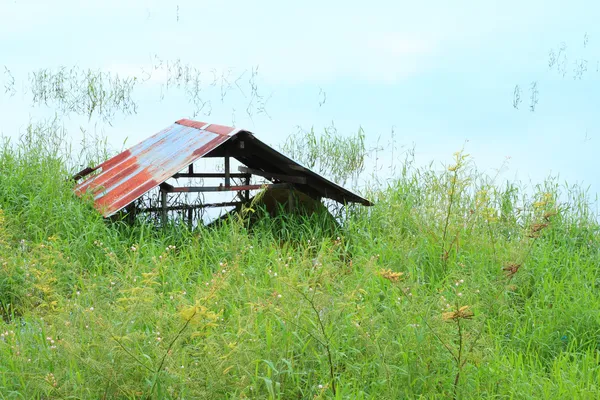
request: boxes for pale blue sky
[1,0,599,202]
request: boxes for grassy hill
[0,126,599,399]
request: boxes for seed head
[503,263,521,278]
[442,305,474,321]
[378,268,404,282]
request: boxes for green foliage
[281,123,367,187]
[0,123,599,399]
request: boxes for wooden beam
[162,183,290,193]
[287,164,307,172]
[71,166,96,181]
[172,172,249,179]
[160,182,175,192]
[141,201,243,212]
[238,166,307,184]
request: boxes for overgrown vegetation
[0,123,598,399]
[281,123,367,187]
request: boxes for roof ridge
[176,119,239,137]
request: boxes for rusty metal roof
[75,119,372,217]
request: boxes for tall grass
[0,123,598,399]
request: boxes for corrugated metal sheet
[74,120,238,217]
[75,118,371,218]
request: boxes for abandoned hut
[73,119,372,226]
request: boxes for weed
[0,123,598,398]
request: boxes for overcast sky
[1,0,598,202]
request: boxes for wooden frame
[151,147,305,226]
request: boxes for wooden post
[288,189,295,213]
[160,188,168,226]
[188,164,194,229]
[224,150,231,187]
[125,203,135,225]
[244,174,250,202]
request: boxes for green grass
[0,126,599,399]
